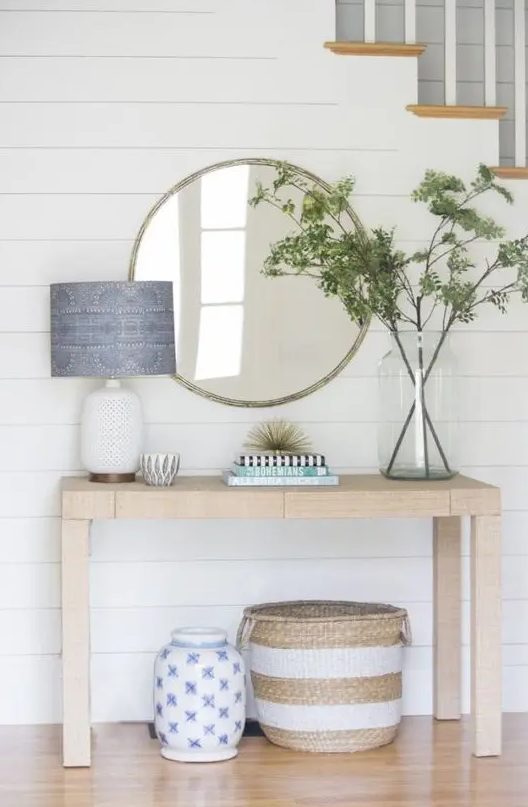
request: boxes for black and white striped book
[237,454,325,468]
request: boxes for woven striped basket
[237,600,411,753]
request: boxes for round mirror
[129,159,368,407]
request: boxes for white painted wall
[1,0,528,725]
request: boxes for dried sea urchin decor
[244,420,312,455]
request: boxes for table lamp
[50,281,176,482]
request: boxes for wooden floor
[1,716,528,807]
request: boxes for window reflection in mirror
[131,160,366,406]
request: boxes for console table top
[61,473,500,520]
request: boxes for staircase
[335,0,527,174]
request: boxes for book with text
[223,471,339,487]
[233,464,328,477]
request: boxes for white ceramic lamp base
[81,379,143,483]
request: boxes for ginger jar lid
[170,627,227,648]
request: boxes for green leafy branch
[250,162,528,336]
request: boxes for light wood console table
[60,473,502,766]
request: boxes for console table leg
[471,514,502,757]
[433,516,462,720]
[61,518,91,767]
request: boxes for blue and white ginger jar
[154,627,246,762]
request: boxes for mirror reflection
[130,160,366,406]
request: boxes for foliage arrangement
[250,162,528,478]
[244,420,312,455]
[250,162,528,336]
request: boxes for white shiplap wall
[1,0,528,725]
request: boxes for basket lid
[241,600,408,623]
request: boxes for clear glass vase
[378,331,458,480]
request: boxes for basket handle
[401,614,412,646]
[236,615,256,650]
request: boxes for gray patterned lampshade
[50,281,176,377]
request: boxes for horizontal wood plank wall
[1,0,528,724]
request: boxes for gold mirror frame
[129,158,370,408]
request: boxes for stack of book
[223,454,339,486]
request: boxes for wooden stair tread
[489,166,528,178]
[324,42,426,57]
[407,104,507,119]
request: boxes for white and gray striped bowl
[140,453,180,486]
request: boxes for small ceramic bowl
[140,453,180,487]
